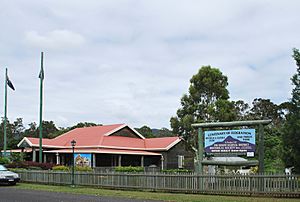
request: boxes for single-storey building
[17,124,194,170]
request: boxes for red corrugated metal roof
[27,137,53,145]
[20,124,181,151]
[145,137,181,150]
[52,124,126,147]
[101,136,145,149]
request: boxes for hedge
[115,166,144,172]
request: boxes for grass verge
[12,183,299,202]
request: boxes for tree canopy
[135,126,175,138]
[170,66,235,143]
[282,48,300,173]
[135,125,154,138]
[23,121,59,138]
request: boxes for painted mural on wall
[74,153,92,167]
[204,129,255,157]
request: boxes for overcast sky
[0,0,299,129]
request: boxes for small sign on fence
[74,153,92,167]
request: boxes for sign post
[258,124,264,174]
[198,128,204,174]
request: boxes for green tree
[24,122,38,137]
[248,98,284,125]
[282,48,300,173]
[41,121,59,138]
[246,98,285,172]
[170,66,234,143]
[0,118,25,149]
[213,100,237,121]
[0,118,13,149]
[69,122,98,130]
[12,118,25,137]
[232,100,250,120]
[24,121,59,139]
[9,118,25,148]
[156,128,174,137]
[136,125,154,138]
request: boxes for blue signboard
[204,129,255,156]
[74,153,92,167]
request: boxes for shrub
[162,169,191,173]
[52,165,93,172]
[115,166,144,173]
[5,161,55,170]
[5,162,26,169]
[0,157,10,164]
[27,166,42,170]
[8,168,27,172]
[9,153,24,163]
[75,166,93,172]
[52,165,70,172]
[23,161,55,170]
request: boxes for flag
[39,52,44,80]
[6,75,15,90]
[39,66,44,80]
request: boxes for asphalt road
[0,187,163,202]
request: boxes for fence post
[249,175,252,195]
[258,124,265,174]
[48,170,50,184]
[155,174,158,191]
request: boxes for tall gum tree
[170,66,235,144]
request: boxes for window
[178,155,184,168]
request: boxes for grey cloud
[24,30,86,50]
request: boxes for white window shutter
[178,155,184,168]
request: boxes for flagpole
[39,52,44,163]
[3,68,8,157]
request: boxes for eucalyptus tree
[170,66,235,143]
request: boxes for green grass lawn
[12,183,299,202]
